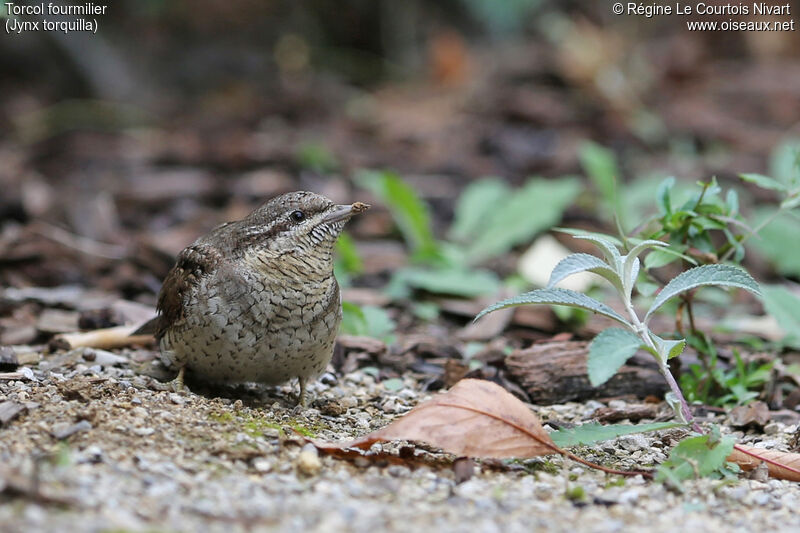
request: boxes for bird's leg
[170,365,187,393]
[296,376,308,408]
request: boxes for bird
[134,191,369,406]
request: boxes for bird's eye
[290,210,306,222]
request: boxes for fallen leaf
[312,379,647,477]
[729,401,770,430]
[728,444,800,482]
[443,359,469,388]
[349,378,556,457]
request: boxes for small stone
[84,349,128,367]
[582,400,605,416]
[133,427,155,436]
[253,457,273,473]
[170,394,185,405]
[382,399,397,413]
[51,420,92,440]
[340,396,358,409]
[82,445,103,463]
[296,448,322,476]
[753,492,771,506]
[0,401,26,427]
[763,422,780,435]
[618,489,639,504]
[617,434,648,451]
[387,465,410,478]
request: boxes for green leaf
[381,378,405,392]
[547,253,622,292]
[579,141,620,220]
[646,333,686,365]
[621,240,667,296]
[644,247,694,270]
[725,189,739,217]
[738,173,787,192]
[341,302,396,343]
[751,210,800,277]
[550,421,683,448]
[334,233,363,285]
[655,431,736,485]
[769,138,800,188]
[572,234,622,270]
[475,288,631,326]
[587,328,643,386]
[356,170,439,260]
[341,301,367,335]
[656,177,675,215]
[762,285,800,349]
[449,178,510,242]
[466,177,580,263]
[781,194,800,210]
[645,265,761,322]
[555,228,624,247]
[393,266,501,298]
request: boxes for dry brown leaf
[313,379,647,477]
[336,378,555,458]
[728,444,800,482]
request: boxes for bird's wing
[150,243,224,340]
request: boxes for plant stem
[622,294,700,431]
[657,363,701,432]
[719,204,787,262]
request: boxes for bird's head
[234,191,368,273]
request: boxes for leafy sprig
[476,232,761,425]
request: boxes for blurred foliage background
[1,0,800,290]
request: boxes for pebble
[753,492,771,506]
[253,458,273,473]
[4,366,800,532]
[340,396,358,409]
[617,434,649,451]
[382,399,397,413]
[51,420,92,440]
[295,447,322,477]
[86,349,128,367]
[618,489,640,505]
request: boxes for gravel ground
[2,346,800,532]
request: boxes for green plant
[356,170,580,299]
[340,301,396,343]
[580,140,800,405]
[655,426,738,489]
[476,231,761,426]
[334,233,363,287]
[294,141,339,174]
[680,349,773,407]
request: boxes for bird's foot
[294,376,309,408]
[169,366,188,394]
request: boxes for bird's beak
[323,202,370,224]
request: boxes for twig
[32,222,128,260]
